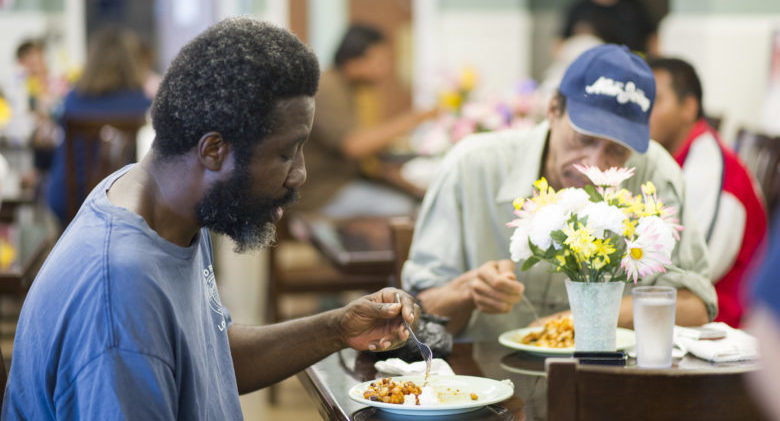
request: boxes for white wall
[413,0,532,108]
[659,13,780,142]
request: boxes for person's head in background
[16,38,47,79]
[76,27,144,97]
[544,44,655,190]
[646,57,704,155]
[333,24,390,84]
[151,17,319,251]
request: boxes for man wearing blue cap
[402,45,717,340]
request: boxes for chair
[388,215,415,285]
[705,114,723,132]
[733,128,780,218]
[62,115,146,224]
[546,358,766,421]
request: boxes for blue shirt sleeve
[752,220,780,319]
[54,349,177,420]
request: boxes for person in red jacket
[648,57,767,327]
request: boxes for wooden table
[289,213,395,277]
[298,340,761,421]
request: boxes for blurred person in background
[561,0,658,55]
[296,24,437,217]
[747,215,780,420]
[648,57,767,327]
[3,38,53,144]
[44,26,152,226]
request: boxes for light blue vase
[565,279,625,351]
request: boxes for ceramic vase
[564,279,625,351]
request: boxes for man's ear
[197,132,230,171]
[547,94,561,122]
[682,95,700,124]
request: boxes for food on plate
[363,378,423,405]
[520,316,574,348]
[362,377,478,406]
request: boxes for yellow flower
[592,238,615,270]
[642,181,656,196]
[439,90,462,111]
[513,197,525,211]
[66,66,82,84]
[458,67,478,92]
[563,223,597,262]
[623,219,637,238]
[0,240,17,270]
[25,76,44,97]
[0,97,11,127]
[532,177,558,208]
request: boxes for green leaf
[550,230,567,245]
[521,257,540,271]
[585,184,603,202]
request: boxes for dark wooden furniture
[62,115,146,224]
[288,213,398,277]
[734,128,780,219]
[546,357,765,421]
[387,216,414,284]
[298,339,764,421]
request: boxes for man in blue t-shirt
[2,18,417,420]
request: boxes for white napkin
[674,322,759,363]
[374,358,455,376]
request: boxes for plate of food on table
[498,316,635,357]
[348,375,514,416]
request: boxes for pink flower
[620,217,674,283]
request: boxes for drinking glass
[632,286,676,368]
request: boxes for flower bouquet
[507,165,682,351]
[507,165,681,284]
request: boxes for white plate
[498,327,636,357]
[347,375,514,416]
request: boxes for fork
[395,293,433,383]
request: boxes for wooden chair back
[388,215,414,287]
[734,128,780,218]
[62,115,146,224]
[546,358,766,421]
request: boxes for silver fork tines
[396,293,433,383]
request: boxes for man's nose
[286,156,307,189]
[582,150,610,170]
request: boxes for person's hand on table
[469,259,525,313]
[338,287,420,352]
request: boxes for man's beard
[195,167,298,253]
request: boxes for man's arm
[417,261,524,334]
[228,288,416,394]
[340,108,437,158]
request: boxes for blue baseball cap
[558,44,655,154]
